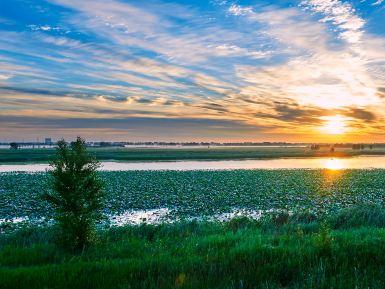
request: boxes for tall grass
[2,207,385,288]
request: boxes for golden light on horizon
[320,115,348,135]
[323,158,345,170]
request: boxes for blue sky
[1,0,385,142]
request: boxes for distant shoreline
[1,145,385,165]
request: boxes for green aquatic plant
[2,169,385,225]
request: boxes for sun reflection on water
[323,158,345,170]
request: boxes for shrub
[44,137,105,252]
[329,205,385,229]
[290,211,318,224]
[314,223,333,256]
[271,211,290,226]
[226,216,255,233]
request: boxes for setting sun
[323,158,345,170]
[321,115,348,135]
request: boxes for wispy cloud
[372,0,384,6]
[300,0,365,44]
[227,2,384,116]
[0,0,385,141]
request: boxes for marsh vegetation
[2,147,385,288]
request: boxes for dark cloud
[270,102,377,124]
[0,86,69,97]
[134,98,153,104]
[102,95,128,103]
[0,86,128,103]
[0,116,259,131]
[163,99,184,106]
[273,104,326,124]
[1,115,279,141]
[343,108,376,122]
[0,85,102,100]
[238,96,268,105]
[377,87,385,98]
[90,109,171,116]
[197,102,229,113]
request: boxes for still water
[1,155,385,172]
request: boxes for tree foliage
[9,142,19,150]
[44,137,104,251]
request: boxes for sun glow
[323,158,345,170]
[321,115,348,135]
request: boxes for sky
[0,0,385,142]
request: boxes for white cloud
[47,0,265,65]
[194,73,236,94]
[214,44,269,59]
[228,4,331,53]
[2,0,385,137]
[228,4,253,16]
[300,0,365,44]
[228,2,383,117]
[372,0,384,6]
[0,74,11,80]
[28,25,62,32]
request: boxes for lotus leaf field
[1,169,385,225]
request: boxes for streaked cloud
[0,0,384,141]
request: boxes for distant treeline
[310,143,376,150]
[2,141,385,149]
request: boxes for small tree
[9,142,19,150]
[45,137,104,251]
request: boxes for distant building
[310,144,320,150]
[45,138,52,145]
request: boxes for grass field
[1,146,385,163]
[3,212,385,289]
